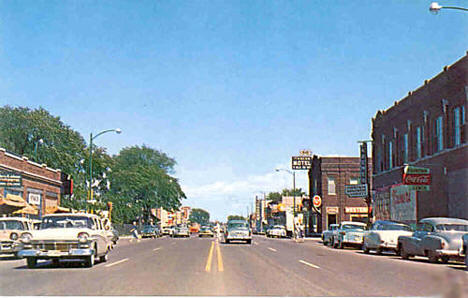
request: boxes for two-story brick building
[371,53,467,223]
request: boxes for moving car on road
[322,224,339,246]
[140,225,160,238]
[199,226,214,237]
[224,219,252,244]
[398,217,468,263]
[333,221,367,249]
[18,213,112,268]
[0,217,37,257]
[362,220,413,254]
[266,225,287,238]
[172,225,190,238]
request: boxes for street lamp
[429,2,468,14]
[88,128,122,201]
[33,139,44,162]
[275,168,296,239]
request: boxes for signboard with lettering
[312,195,322,208]
[326,207,339,214]
[0,170,22,188]
[291,156,312,170]
[345,207,368,213]
[403,166,431,191]
[390,184,417,222]
[345,184,368,198]
[28,193,41,205]
[374,186,391,220]
[360,143,368,184]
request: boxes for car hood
[0,230,23,241]
[29,228,96,241]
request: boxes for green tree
[189,208,210,225]
[281,188,305,197]
[227,215,245,221]
[266,192,282,203]
[109,145,186,223]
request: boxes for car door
[366,223,379,248]
[408,222,430,255]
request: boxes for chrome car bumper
[0,241,21,253]
[434,249,463,257]
[18,248,95,258]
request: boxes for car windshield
[41,216,94,229]
[381,224,412,231]
[228,222,248,229]
[0,220,25,230]
[435,224,468,232]
[342,224,365,230]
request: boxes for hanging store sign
[291,156,312,170]
[345,207,368,214]
[360,143,368,184]
[345,184,368,198]
[403,165,431,189]
[0,170,22,188]
[326,207,339,214]
[28,193,41,205]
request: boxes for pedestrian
[130,221,140,242]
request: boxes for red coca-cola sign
[403,174,431,185]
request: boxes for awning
[13,204,38,215]
[45,206,73,214]
[0,194,28,214]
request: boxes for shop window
[327,177,336,195]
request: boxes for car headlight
[78,232,90,243]
[10,232,19,240]
[20,232,32,243]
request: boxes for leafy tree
[227,215,245,221]
[281,188,306,197]
[189,208,210,225]
[109,145,186,223]
[266,192,282,203]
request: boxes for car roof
[341,221,366,226]
[42,213,101,219]
[0,217,31,222]
[420,217,468,225]
[373,220,409,226]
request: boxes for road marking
[205,241,215,272]
[216,241,224,272]
[254,242,259,245]
[268,247,277,252]
[105,258,129,268]
[153,247,162,251]
[299,260,320,269]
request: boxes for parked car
[462,234,468,267]
[18,213,112,268]
[333,221,367,249]
[161,226,172,235]
[199,226,214,237]
[362,220,413,254]
[266,225,287,238]
[140,225,159,238]
[224,219,252,244]
[322,224,339,246]
[172,225,190,238]
[398,217,468,263]
[0,217,37,257]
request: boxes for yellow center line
[205,241,215,272]
[216,241,224,272]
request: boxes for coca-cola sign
[403,173,431,185]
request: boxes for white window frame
[328,177,336,195]
[436,116,443,152]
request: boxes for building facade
[0,148,62,217]
[308,155,372,233]
[371,53,467,222]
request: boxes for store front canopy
[0,194,28,214]
[13,204,38,215]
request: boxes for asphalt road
[0,235,466,296]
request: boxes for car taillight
[441,241,446,249]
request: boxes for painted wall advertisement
[374,186,391,220]
[390,184,417,222]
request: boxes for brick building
[0,148,62,217]
[308,155,372,233]
[371,53,467,223]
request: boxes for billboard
[390,184,417,222]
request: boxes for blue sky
[1,1,467,221]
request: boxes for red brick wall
[0,148,62,215]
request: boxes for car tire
[52,259,60,267]
[246,240,252,244]
[84,254,95,268]
[362,242,370,254]
[465,253,468,268]
[99,253,108,263]
[26,257,37,269]
[440,256,449,264]
[225,239,230,244]
[400,244,410,260]
[337,240,343,249]
[427,251,439,263]
[376,248,383,255]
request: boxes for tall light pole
[429,2,468,13]
[33,139,44,162]
[88,128,122,202]
[276,168,296,239]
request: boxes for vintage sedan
[224,220,252,244]
[0,217,37,257]
[266,225,287,238]
[18,213,112,268]
[172,225,190,238]
[140,225,159,238]
[333,221,367,249]
[362,220,413,254]
[398,217,468,263]
[322,224,339,246]
[199,226,214,237]
[462,234,468,267]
